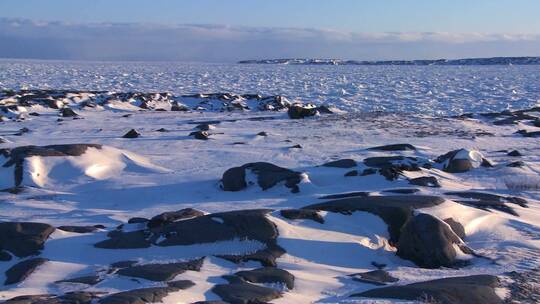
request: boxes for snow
[2,59,540,116]
[1,60,539,303]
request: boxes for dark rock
[397,213,471,268]
[378,166,403,181]
[371,261,387,269]
[117,258,204,281]
[303,195,444,244]
[368,144,416,151]
[344,170,358,177]
[444,218,466,239]
[217,243,285,267]
[316,105,334,114]
[28,112,40,117]
[157,209,277,247]
[322,159,357,168]
[156,128,169,132]
[167,280,196,289]
[147,208,204,229]
[221,166,247,191]
[280,209,324,224]
[5,258,48,285]
[236,267,295,289]
[97,209,283,267]
[212,276,282,304]
[363,156,421,168]
[5,292,98,304]
[507,161,525,167]
[352,275,502,304]
[383,188,420,194]
[56,275,102,285]
[57,225,102,233]
[60,107,78,117]
[287,105,318,119]
[349,270,399,285]
[110,260,138,268]
[95,229,151,249]
[0,249,12,261]
[508,150,522,157]
[122,129,140,138]
[435,149,491,173]
[128,217,149,224]
[409,176,441,188]
[360,168,377,176]
[319,191,370,200]
[289,144,302,149]
[195,124,212,131]
[99,287,181,304]
[221,162,303,193]
[0,222,55,258]
[171,104,189,111]
[256,131,268,136]
[189,131,210,140]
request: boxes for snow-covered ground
[1,59,540,116]
[0,60,539,303]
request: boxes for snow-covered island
[239,56,540,65]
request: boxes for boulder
[319,191,370,200]
[397,213,472,268]
[212,275,282,304]
[0,222,55,258]
[352,275,502,304]
[368,144,416,151]
[444,218,466,239]
[221,162,303,193]
[322,159,357,168]
[60,107,78,117]
[435,149,491,173]
[122,129,140,138]
[236,267,295,289]
[287,105,318,119]
[508,150,522,157]
[344,170,358,177]
[189,131,210,140]
[5,292,98,304]
[409,176,441,188]
[96,209,284,266]
[280,209,324,224]
[5,258,48,285]
[99,286,186,304]
[303,195,444,244]
[116,258,204,281]
[57,225,103,233]
[147,208,204,229]
[56,275,103,285]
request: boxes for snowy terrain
[0,60,539,304]
[2,59,540,116]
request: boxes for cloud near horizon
[1,18,539,62]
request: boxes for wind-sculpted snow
[1,60,540,116]
[1,64,540,303]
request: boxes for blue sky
[2,0,540,33]
[1,0,540,61]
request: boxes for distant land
[238,57,540,66]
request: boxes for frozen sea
[1,59,540,116]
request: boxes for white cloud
[1,18,539,61]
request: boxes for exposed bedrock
[221,162,303,193]
[352,275,502,304]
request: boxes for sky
[1,0,539,62]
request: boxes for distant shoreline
[239,57,540,66]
